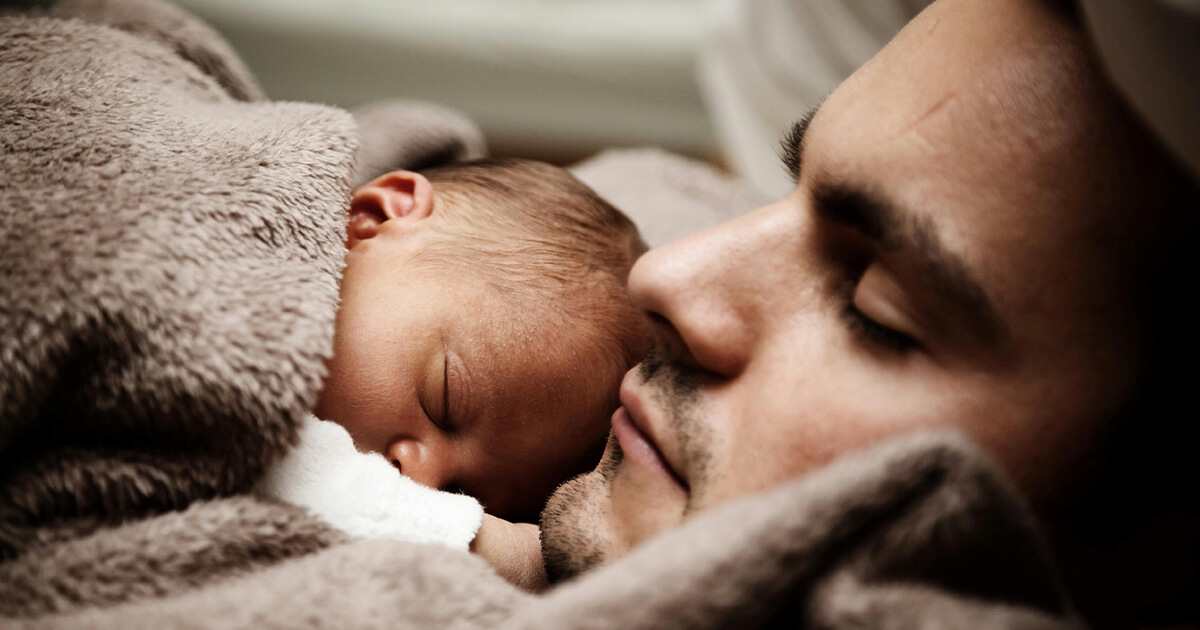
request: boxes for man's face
[542,0,1165,578]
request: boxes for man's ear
[346,170,434,249]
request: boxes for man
[541,0,1198,626]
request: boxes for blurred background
[174,0,930,202]
[171,1,1200,202]
[174,1,714,165]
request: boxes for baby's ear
[346,170,434,248]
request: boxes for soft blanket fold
[6,434,1083,629]
[0,0,354,558]
[0,1,1084,627]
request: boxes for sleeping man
[528,0,1199,626]
[3,0,1195,626]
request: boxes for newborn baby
[258,158,648,588]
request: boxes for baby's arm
[256,415,483,550]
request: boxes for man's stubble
[540,432,624,582]
[539,342,715,582]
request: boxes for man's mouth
[612,380,688,491]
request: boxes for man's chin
[539,437,623,583]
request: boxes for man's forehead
[828,0,1087,145]
[821,4,1103,213]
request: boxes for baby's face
[317,221,625,521]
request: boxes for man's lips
[612,382,687,491]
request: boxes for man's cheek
[609,460,688,549]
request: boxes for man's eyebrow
[779,103,822,183]
[812,182,1012,351]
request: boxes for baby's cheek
[311,360,378,453]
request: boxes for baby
[258,158,648,588]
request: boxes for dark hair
[416,157,649,376]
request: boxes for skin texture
[541,0,1193,623]
[315,171,620,523]
[471,514,548,592]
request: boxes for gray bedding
[0,1,1083,627]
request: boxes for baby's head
[316,158,649,521]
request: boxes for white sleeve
[256,415,484,551]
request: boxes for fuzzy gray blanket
[0,1,1084,627]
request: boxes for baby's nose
[387,437,453,490]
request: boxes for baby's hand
[470,514,548,592]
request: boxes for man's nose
[386,437,455,491]
[628,206,783,377]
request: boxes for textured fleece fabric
[0,0,353,560]
[4,433,1087,630]
[1,1,1086,628]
